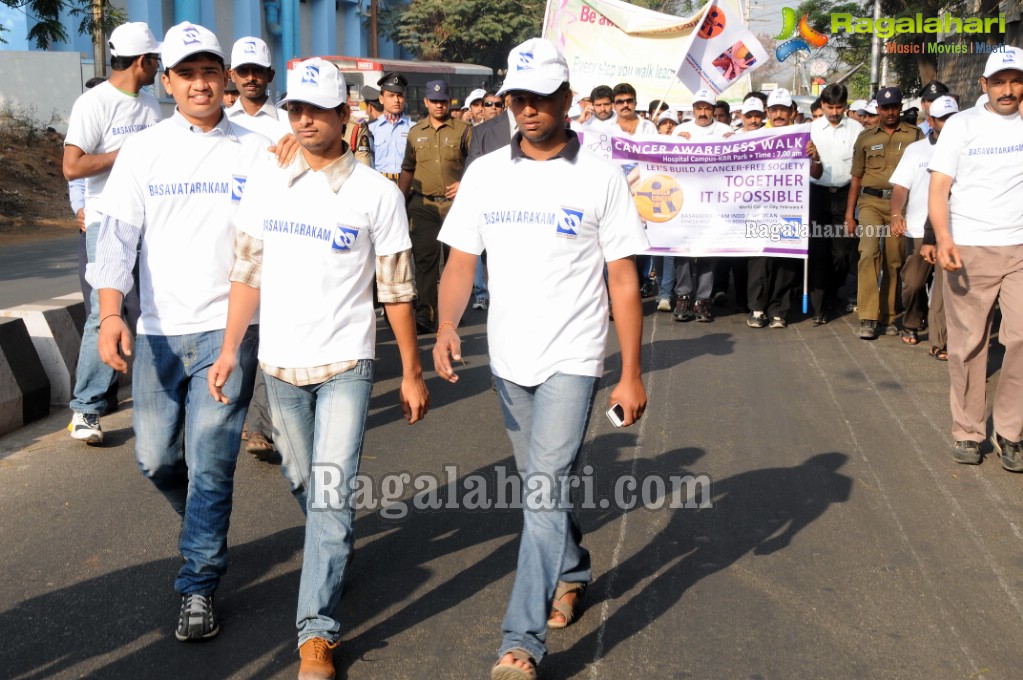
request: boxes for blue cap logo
[516,51,534,71]
[181,27,200,46]
[244,40,256,54]
[301,64,320,85]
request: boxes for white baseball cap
[497,38,569,96]
[864,100,878,114]
[766,88,793,108]
[983,46,1023,78]
[108,22,161,57]
[466,88,487,106]
[692,88,715,105]
[849,99,867,112]
[929,95,959,119]
[657,107,678,123]
[161,22,224,69]
[277,58,347,109]
[741,98,765,114]
[231,36,271,69]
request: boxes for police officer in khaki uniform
[844,86,922,339]
[398,79,472,332]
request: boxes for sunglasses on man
[483,101,505,108]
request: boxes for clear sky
[0,5,30,50]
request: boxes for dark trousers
[809,183,852,316]
[408,194,451,328]
[748,256,799,319]
[713,257,749,310]
[674,257,715,300]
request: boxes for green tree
[1,0,124,49]
[379,0,546,71]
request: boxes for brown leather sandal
[491,648,536,680]
[547,580,586,630]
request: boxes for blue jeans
[69,224,117,415]
[133,327,258,595]
[473,255,489,300]
[263,361,374,646]
[656,256,675,300]
[494,373,597,663]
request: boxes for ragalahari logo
[774,8,828,62]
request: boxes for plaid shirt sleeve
[376,248,416,303]
[230,231,263,289]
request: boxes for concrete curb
[1,293,85,408]
[0,317,50,436]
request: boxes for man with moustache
[845,86,922,339]
[929,48,1023,470]
[809,83,863,324]
[612,82,657,136]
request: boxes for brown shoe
[298,637,338,680]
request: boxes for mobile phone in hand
[606,403,625,427]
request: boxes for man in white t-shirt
[890,95,957,347]
[929,48,1023,470]
[209,58,428,680]
[432,38,648,680]
[675,88,733,139]
[225,36,291,143]
[63,22,162,444]
[90,21,273,642]
[671,88,731,323]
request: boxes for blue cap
[875,86,903,105]
[425,80,449,100]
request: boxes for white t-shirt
[64,81,162,225]
[928,105,1023,246]
[234,153,411,368]
[93,112,273,335]
[675,120,732,139]
[225,99,292,144]
[889,136,936,239]
[439,135,649,386]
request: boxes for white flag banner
[676,0,769,95]
[542,0,708,106]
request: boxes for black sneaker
[991,434,1023,472]
[176,593,220,641]
[951,440,982,465]
[673,296,694,322]
[857,320,877,339]
[746,311,767,328]
[769,316,787,329]
[694,298,713,322]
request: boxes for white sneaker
[472,296,489,311]
[656,298,671,312]
[68,412,103,444]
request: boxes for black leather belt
[812,183,850,194]
[861,187,892,199]
[419,193,451,203]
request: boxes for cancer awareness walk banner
[579,126,811,258]
[543,0,758,105]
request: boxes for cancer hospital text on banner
[579,126,811,260]
[677,0,769,95]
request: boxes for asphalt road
[0,234,80,309]
[2,302,1021,680]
